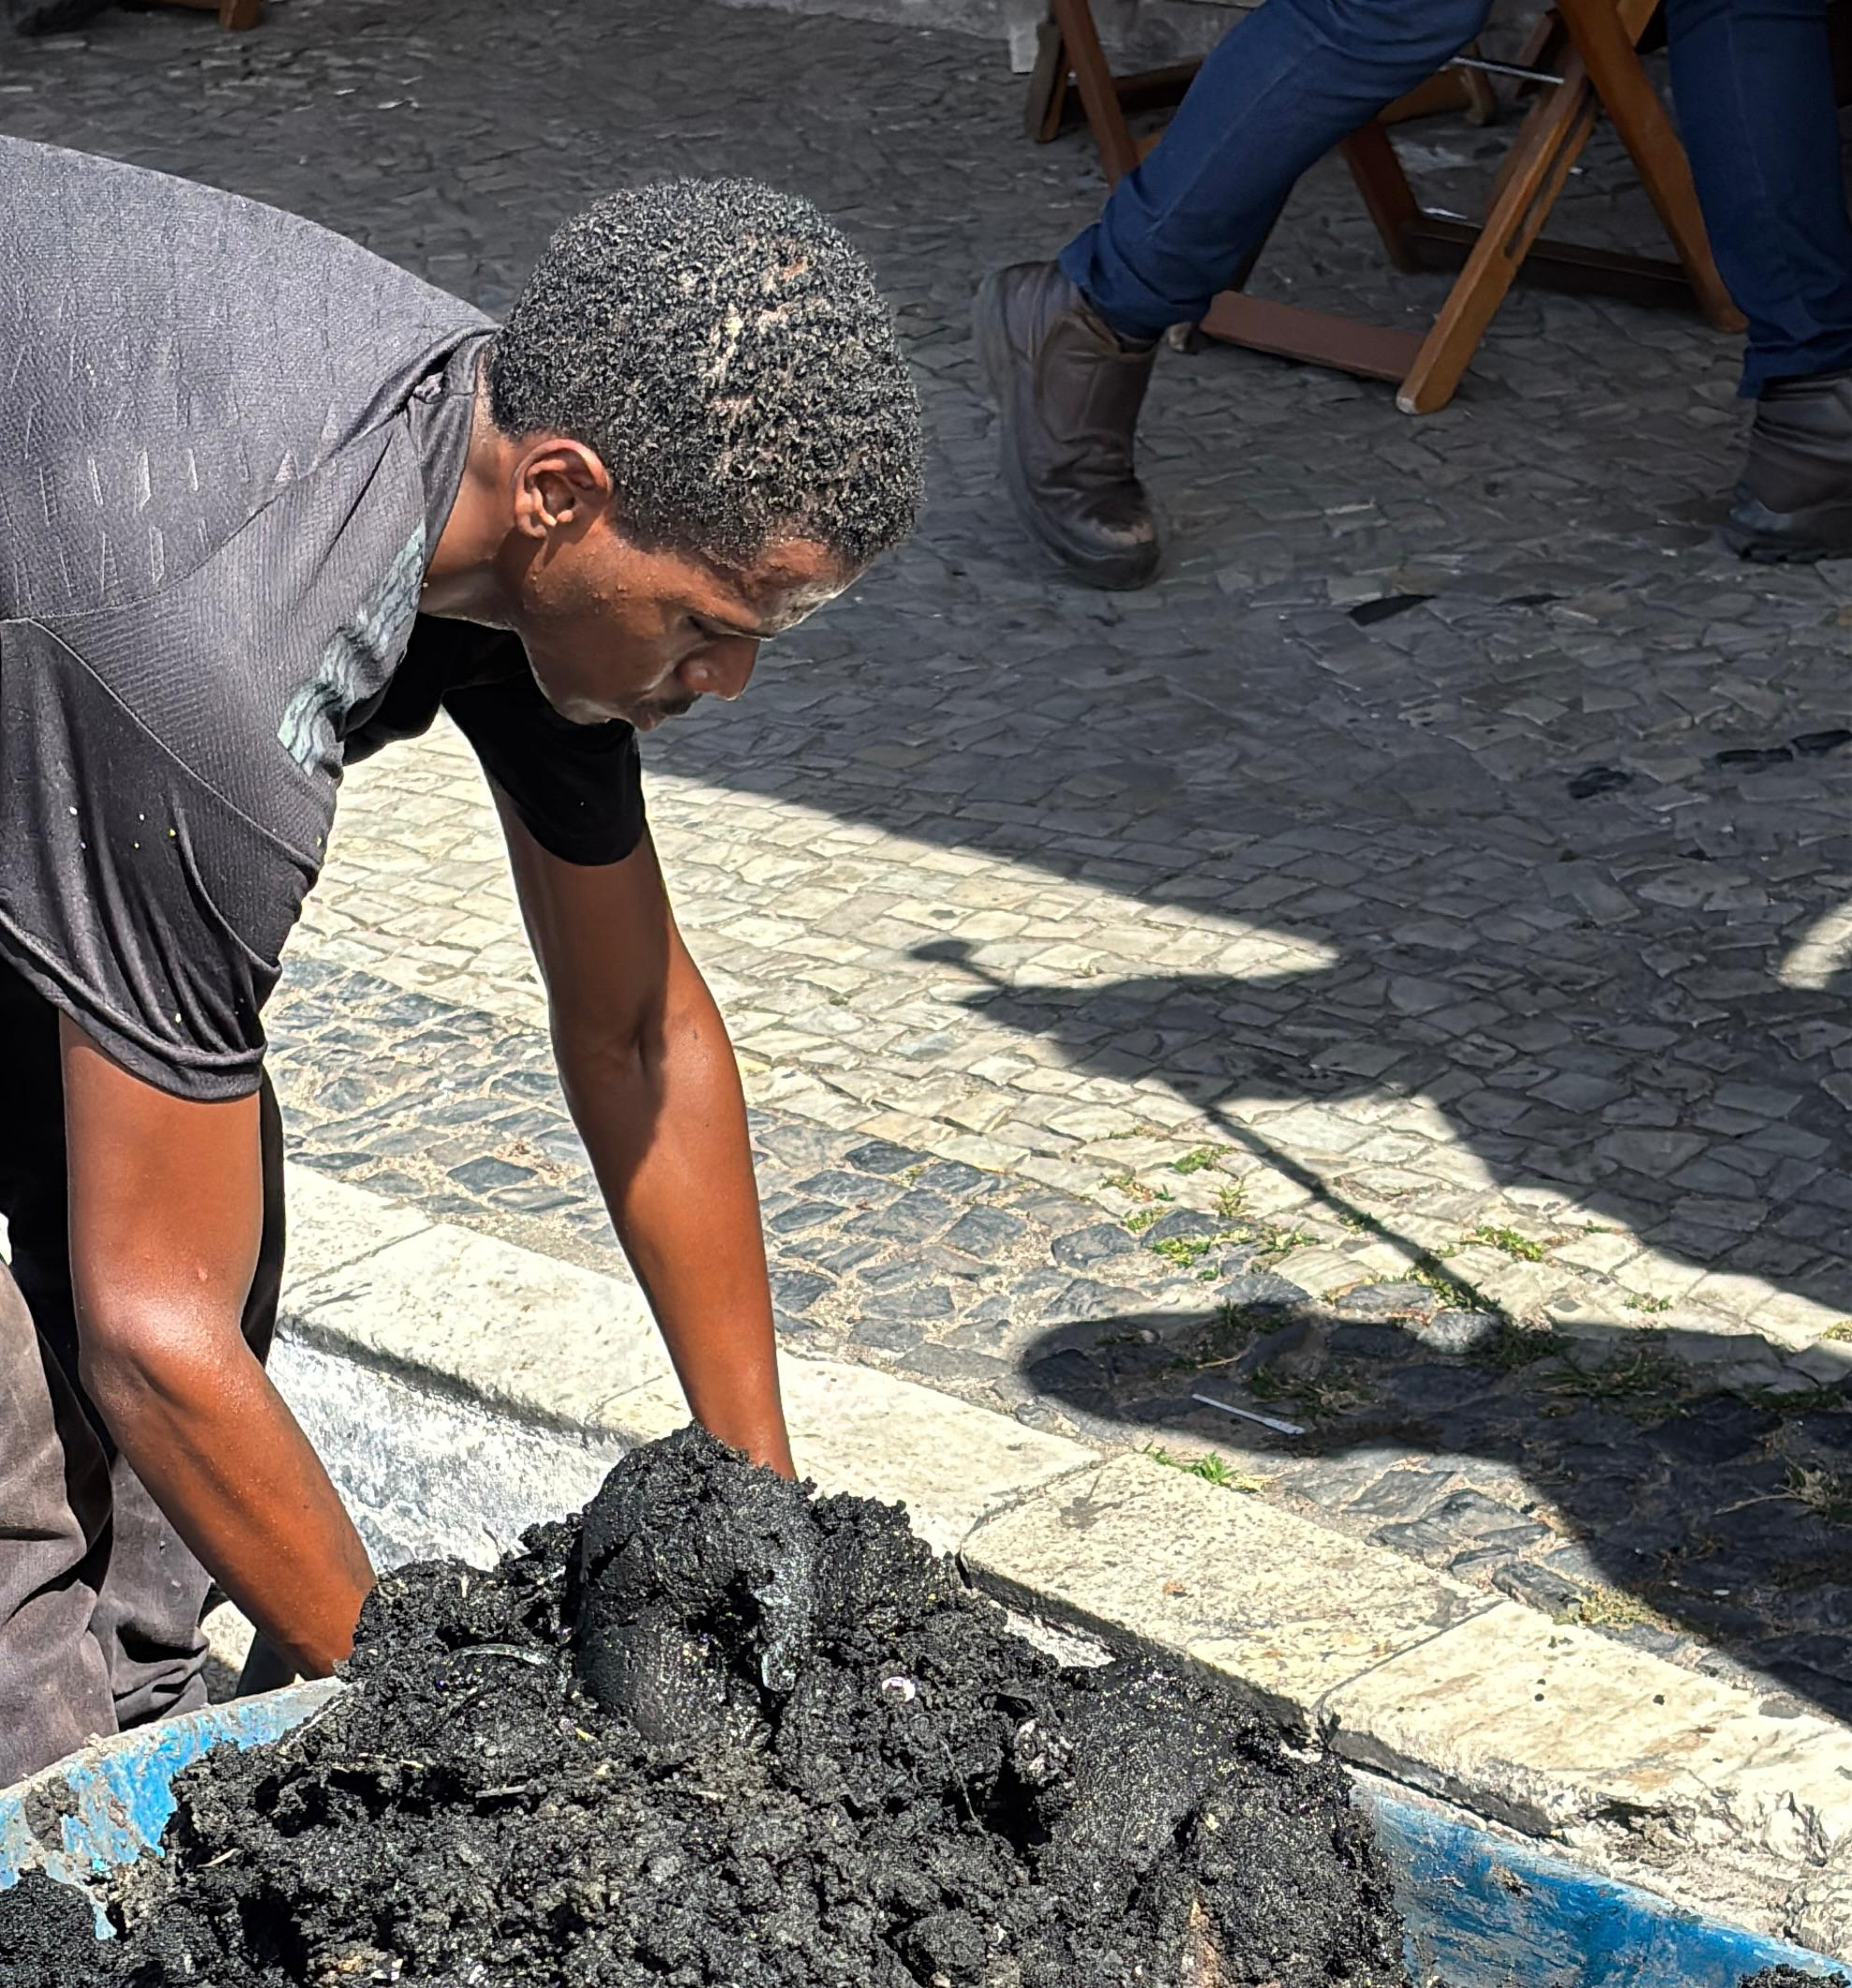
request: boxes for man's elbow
[75,1297,229,1430]
[551,1005,658,1092]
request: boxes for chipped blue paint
[0,1681,340,1935]
[1369,1792,1845,1986]
[1,1692,1845,1981]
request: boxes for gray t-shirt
[0,138,644,1101]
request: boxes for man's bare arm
[60,1017,373,1676]
[496,796,794,1477]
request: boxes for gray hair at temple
[487,178,923,572]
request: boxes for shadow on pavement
[912,935,1851,1341]
[910,935,1852,1721]
[1014,1295,1852,1726]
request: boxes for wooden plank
[1395,38,1602,414]
[1340,123,1425,273]
[1024,16,1070,143]
[1196,293,1425,385]
[1402,217,1700,309]
[1049,0,1141,182]
[1556,0,1743,329]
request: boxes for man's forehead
[758,574,850,632]
[702,555,855,637]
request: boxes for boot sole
[1721,491,1852,564]
[972,273,1161,592]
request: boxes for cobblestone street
[9,0,1852,1721]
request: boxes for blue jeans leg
[1059,0,1493,341]
[1664,0,1852,393]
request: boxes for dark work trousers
[1059,0,1852,396]
[0,963,284,1786]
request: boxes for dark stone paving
[10,0,1852,1724]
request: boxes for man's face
[495,466,855,732]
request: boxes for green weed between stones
[1823,1320,1852,1343]
[1144,1444,1267,1494]
[1557,1584,1679,1634]
[1542,1344,1686,1424]
[1246,1361,1375,1424]
[1622,1292,1674,1314]
[1468,1224,1549,1263]
[1408,1258,1485,1311]
[1743,1384,1852,1416]
[1175,1303,1276,1375]
[1781,1464,1852,1526]
[1472,1320,1554,1371]
[1170,1145,1229,1175]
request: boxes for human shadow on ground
[912,939,1852,1720]
[911,935,1852,1342]
[1015,1295,1852,1727]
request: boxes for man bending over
[0,138,921,1781]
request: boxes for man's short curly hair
[487,178,922,572]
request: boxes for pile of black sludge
[7,1429,1420,1986]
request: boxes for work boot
[1723,369,1852,563]
[972,261,1161,589]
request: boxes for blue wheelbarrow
[0,1684,1845,1987]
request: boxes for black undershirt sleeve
[344,617,646,867]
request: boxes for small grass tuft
[1150,1228,1242,1270]
[1622,1292,1674,1314]
[1174,1302,1278,1375]
[1473,1320,1553,1371]
[1743,1383,1852,1415]
[1785,1464,1852,1526]
[1123,1207,1165,1236]
[1245,1361,1374,1424]
[1213,1183,1247,1222]
[1544,1345,1686,1424]
[1409,1258,1485,1312]
[1559,1585,1678,1634]
[1253,1224,1315,1257]
[1338,1208,1391,1238]
[1171,1145,1227,1175]
[1145,1444,1267,1493]
[1823,1321,1852,1344]
[1469,1224,1549,1263]
[1104,1168,1174,1205]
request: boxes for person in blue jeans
[974,0,1852,587]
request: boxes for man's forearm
[556,976,793,1476]
[81,1326,373,1676]
[59,1016,374,1681]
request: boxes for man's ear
[514,439,613,541]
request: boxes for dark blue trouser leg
[1058,0,1494,341]
[1663,0,1852,393]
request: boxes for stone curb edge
[279,1165,1852,1958]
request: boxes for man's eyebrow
[700,612,783,641]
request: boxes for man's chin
[628,700,698,733]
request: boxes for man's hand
[497,797,796,1478]
[60,1018,373,1676]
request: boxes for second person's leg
[1665,0,1852,557]
[976,0,1492,588]
[1063,0,1496,341]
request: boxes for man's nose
[682,638,759,702]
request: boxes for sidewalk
[7,0,1852,1950]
